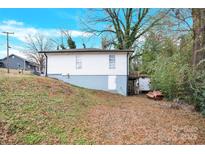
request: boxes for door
[108,75,116,90]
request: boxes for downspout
[127,52,129,96]
[44,53,48,77]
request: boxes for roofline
[39,49,134,54]
[1,54,26,61]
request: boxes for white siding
[47,52,128,75]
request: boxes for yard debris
[146,90,164,100]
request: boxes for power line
[2,31,14,73]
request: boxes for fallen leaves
[85,96,205,144]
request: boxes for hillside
[0,71,121,144]
[0,71,205,144]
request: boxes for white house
[39,48,133,95]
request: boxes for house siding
[46,51,129,95]
[48,74,127,95]
[47,52,128,75]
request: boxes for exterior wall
[46,52,128,95]
[47,52,128,75]
[49,74,127,95]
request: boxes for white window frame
[109,54,116,69]
[76,55,82,69]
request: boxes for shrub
[146,52,191,100]
[189,69,205,115]
[138,32,205,115]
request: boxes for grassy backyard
[0,71,205,144]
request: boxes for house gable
[0,54,38,71]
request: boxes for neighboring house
[0,54,38,72]
[39,48,133,95]
[0,60,4,68]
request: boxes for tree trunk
[192,9,205,66]
[192,9,200,66]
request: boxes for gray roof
[39,48,133,54]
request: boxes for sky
[0,8,192,59]
[0,8,101,58]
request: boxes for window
[109,54,115,69]
[76,55,82,69]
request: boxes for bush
[138,32,205,115]
[146,52,191,100]
[189,68,205,115]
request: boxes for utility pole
[2,32,14,73]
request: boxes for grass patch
[22,133,43,144]
[74,138,89,145]
[0,73,118,144]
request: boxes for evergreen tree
[67,36,76,49]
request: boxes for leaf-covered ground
[85,96,205,144]
[0,73,205,144]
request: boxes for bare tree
[50,30,66,50]
[166,9,205,66]
[51,30,77,49]
[169,9,192,32]
[82,9,169,57]
[101,36,112,49]
[24,33,55,73]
